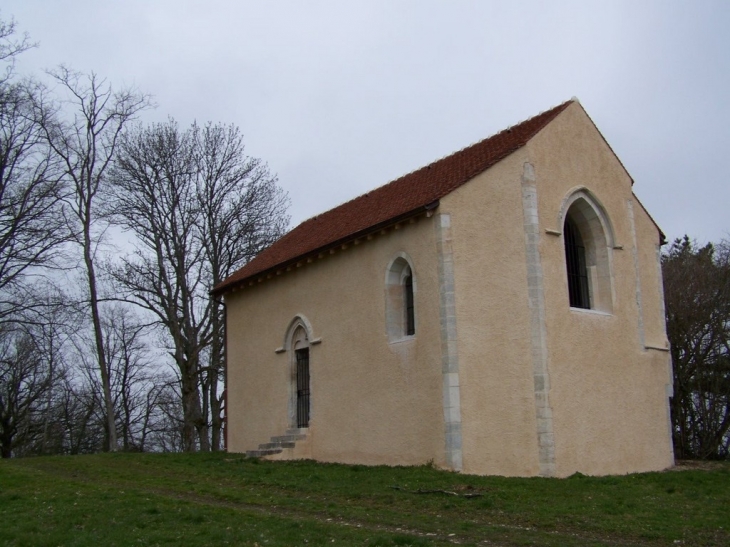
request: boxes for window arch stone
[282,314,316,351]
[282,315,315,428]
[385,253,416,341]
[559,188,615,313]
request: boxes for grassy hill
[1,453,728,546]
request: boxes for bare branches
[194,122,289,286]
[0,71,69,323]
[33,67,152,452]
[0,286,74,458]
[192,121,288,450]
[0,13,289,456]
[107,119,289,451]
[0,327,50,457]
[41,67,153,227]
[0,14,36,83]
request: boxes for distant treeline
[663,236,730,460]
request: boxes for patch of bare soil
[667,459,730,472]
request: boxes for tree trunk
[209,301,225,451]
[181,371,208,452]
[0,419,13,458]
[84,226,118,452]
[210,370,222,451]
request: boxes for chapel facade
[213,99,674,477]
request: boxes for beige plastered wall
[225,216,446,467]
[438,150,543,476]
[441,101,673,476]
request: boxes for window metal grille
[295,348,310,428]
[404,274,415,335]
[564,216,590,309]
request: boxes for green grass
[1,454,728,546]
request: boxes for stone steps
[259,441,295,450]
[271,434,306,443]
[246,448,284,457]
[246,428,307,458]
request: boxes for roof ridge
[419,99,578,170]
[213,98,575,295]
[296,99,575,227]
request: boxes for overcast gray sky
[4,1,729,244]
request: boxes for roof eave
[211,200,440,297]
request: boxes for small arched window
[561,191,615,313]
[385,255,416,341]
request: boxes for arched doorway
[283,316,316,429]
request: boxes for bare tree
[147,380,185,453]
[35,68,151,451]
[108,119,288,451]
[25,284,76,455]
[51,375,103,455]
[0,24,68,321]
[109,120,207,451]
[663,236,730,459]
[99,304,165,451]
[0,18,73,458]
[0,14,35,82]
[0,326,47,457]
[0,17,183,457]
[195,122,288,450]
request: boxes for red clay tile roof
[213,99,574,295]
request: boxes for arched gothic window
[561,191,615,313]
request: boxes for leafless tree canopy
[0,325,53,457]
[0,15,35,82]
[0,15,184,458]
[664,236,730,460]
[108,119,289,451]
[0,42,67,320]
[35,67,152,452]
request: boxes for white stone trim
[521,162,556,477]
[654,242,675,463]
[281,314,317,351]
[435,213,463,472]
[627,200,646,350]
[569,307,612,317]
[384,252,418,291]
[557,186,617,248]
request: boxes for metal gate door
[295,348,310,428]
